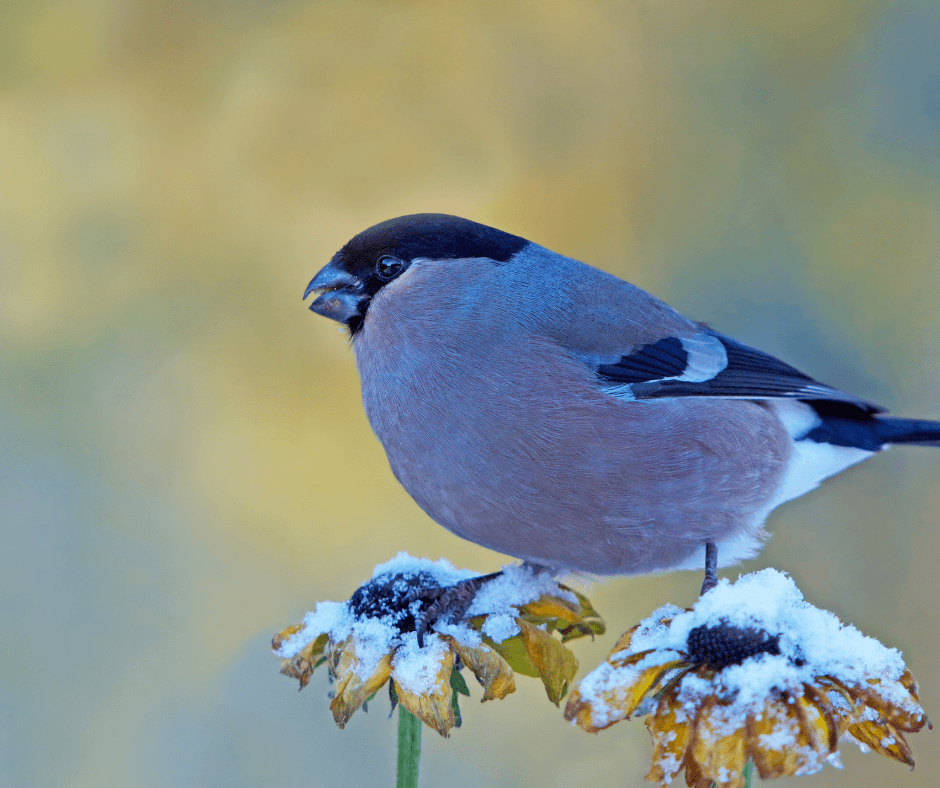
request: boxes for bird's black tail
[871,417,940,447]
[805,403,940,450]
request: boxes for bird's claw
[410,571,503,647]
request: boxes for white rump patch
[764,399,876,512]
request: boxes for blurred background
[2,1,940,786]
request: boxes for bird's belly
[357,350,791,574]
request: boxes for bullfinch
[304,213,940,590]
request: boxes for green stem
[743,757,754,788]
[396,706,422,788]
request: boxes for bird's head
[304,214,527,335]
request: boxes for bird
[304,213,940,594]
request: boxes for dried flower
[565,569,929,787]
[273,553,604,736]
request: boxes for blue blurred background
[2,1,939,786]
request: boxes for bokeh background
[3,1,940,786]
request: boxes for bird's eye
[375,256,407,281]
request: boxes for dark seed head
[685,620,782,670]
[348,571,440,635]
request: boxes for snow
[391,632,451,694]
[370,552,477,586]
[467,562,570,618]
[482,614,521,643]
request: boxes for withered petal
[689,697,748,788]
[848,721,916,768]
[900,668,920,700]
[519,595,583,622]
[329,638,393,728]
[745,698,814,780]
[851,685,926,733]
[792,694,834,759]
[565,654,685,733]
[271,622,305,651]
[443,636,516,702]
[681,746,710,788]
[608,624,640,659]
[558,584,604,620]
[801,682,842,750]
[646,683,692,785]
[392,647,457,737]
[516,618,578,705]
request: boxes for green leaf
[450,686,462,728]
[450,668,471,697]
[388,679,399,716]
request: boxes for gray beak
[304,262,367,325]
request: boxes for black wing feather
[596,337,688,384]
[597,330,884,414]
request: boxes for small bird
[305,213,940,591]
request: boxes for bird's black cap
[335,213,528,271]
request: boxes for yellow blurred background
[2,1,940,786]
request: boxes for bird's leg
[520,560,552,576]
[701,541,718,596]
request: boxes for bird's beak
[304,262,367,325]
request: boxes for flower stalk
[397,706,422,788]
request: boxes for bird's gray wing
[595,329,884,414]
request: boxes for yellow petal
[519,595,583,622]
[792,694,834,758]
[563,687,594,731]
[745,696,826,780]
[516,618,578,705]
[445,637,516,702]
[329,637,393,729]
[557,618,607,642]
[392,646,456,737]
[900,668,920,700]
[801,683,842,750]
[689,697,748,788]
[278,632,329,690]
[625,660,686,718]
[852,683,926,733]
[564,659,685,733]
[847,721,916,767]
[682,747,711,788]
[271,623,305,651]
[519,591,606,642]
[817,673,925,733]
[559,584,604,622]
[646,683,692,785]
[608,625,640,662]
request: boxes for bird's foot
[410,572,501,647]
[411,562,552,647]
[700,541,718,596]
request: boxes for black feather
[596,337,688,384]
[617,331,882,413]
